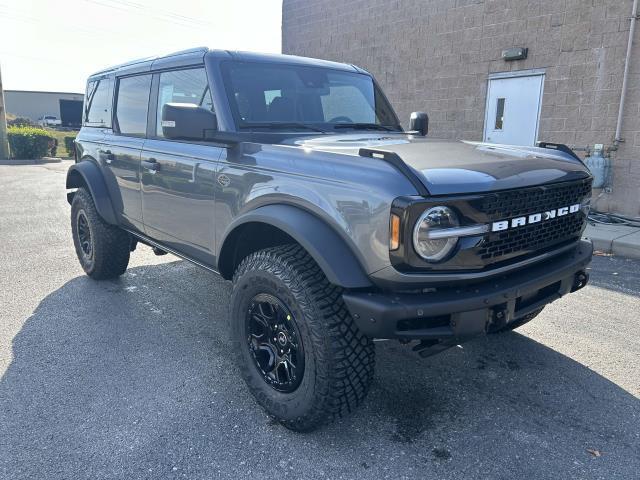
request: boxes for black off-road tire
[488,307,545,334]
[230,244,375,432]
[71,187,131,280]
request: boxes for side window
[156,68,213,138]
[115,75,152,137]
[264,89,281,108]
[84,78,112,127]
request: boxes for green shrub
[7,126,55,159]
[7,116,36,127]
[64,136,76,158]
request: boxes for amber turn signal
[390,213,400,251]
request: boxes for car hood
[292,134,590,195]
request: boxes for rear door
[140,67,221,265]
[102,73,152,231]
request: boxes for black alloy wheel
[246,293,305,393]
[76,210,93,259]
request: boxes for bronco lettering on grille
[491,203,581,232]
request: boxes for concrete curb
[584,223,640,260]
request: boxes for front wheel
[230,245,375,432]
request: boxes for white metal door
[484,73,544,146]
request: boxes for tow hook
[490,305,509,331]
[571,271,589,292]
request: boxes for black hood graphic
[294,134,591,195]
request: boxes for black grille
[478,178,592,261]
[481,178,592,221]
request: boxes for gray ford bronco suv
[68,48,593,431]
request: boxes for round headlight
[413,206,459,262]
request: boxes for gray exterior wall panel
[5,90,84,123]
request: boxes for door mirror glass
[409,111,429,136]
[161,103,218,141]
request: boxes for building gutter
[614,0,639,145]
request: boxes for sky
[0,0,282,93]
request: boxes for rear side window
[115,75,152,137]
[84,78,112,127]
[156,68,213,138]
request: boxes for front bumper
[343,240,592,343]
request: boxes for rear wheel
[488,307,544,334]
[71,188,131,280]
[230,244,375,431]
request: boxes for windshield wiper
[332,123,398,132]
[239,122,327,133]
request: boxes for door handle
[98,149,115,164]
[141,158,160,173]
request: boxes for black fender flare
[66,160,118,225]
[218,204,373,289]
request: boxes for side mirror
[409,111,429,136]
[161,103,217,141]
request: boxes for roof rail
[160,46,208,58]
[88,47,209,78]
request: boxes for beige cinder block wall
[282,0,640,216]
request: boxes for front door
[140,67,221,265]
[140,141,221,264]
[484,72,544,146]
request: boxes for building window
[494,97,505,130]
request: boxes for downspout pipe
[614,0,639,145]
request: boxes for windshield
[221,61,402,132]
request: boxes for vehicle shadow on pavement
[1,260,638,479]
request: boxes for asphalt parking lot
[1,161,639,480]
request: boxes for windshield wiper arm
[332,123,397,132]
[239,122,327,133]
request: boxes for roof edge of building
[4,90,84,96]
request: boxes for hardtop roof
[86,48,363,80]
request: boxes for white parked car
[38,115,62,127]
